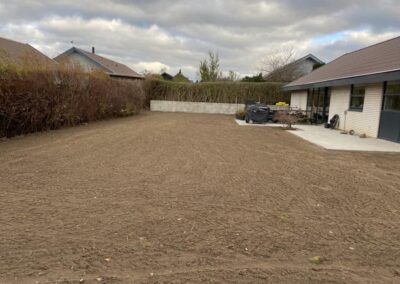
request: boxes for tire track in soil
[1,112,400,283]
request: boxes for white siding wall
[290,91,308,110]
[329,83,383,137]
[329,86,351,128]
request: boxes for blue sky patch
[312,31,347,44]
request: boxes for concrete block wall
[150,100,245,115]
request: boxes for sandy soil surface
[1,112,400,283]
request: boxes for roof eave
[283,69,400,91]
[74,48,115,73]
[305,54,325,65]
[54,47,112,72]
[109,74,145,80]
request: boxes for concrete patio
[235,119,400,152]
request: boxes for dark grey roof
[161,72,173,80]
[291,53,324,65]
[54,47,144,79]
[284,36,400,91]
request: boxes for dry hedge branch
[0,64,145,138]
[144,79,288,105]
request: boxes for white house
[284,36,400,143]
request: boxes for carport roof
[284,36,400,91]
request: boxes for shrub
[0,65,145,138]
[273,111,299,129]
[144,79,288,105]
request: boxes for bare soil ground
[1,112,400,284]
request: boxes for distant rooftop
[0,36,56,66]
[264,53,324,82]
[54,47,143,79]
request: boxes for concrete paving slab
[289,125,400,152]
[235,119,400,152]
[235,119,285,127]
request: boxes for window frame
[382,81,400,112]
[349,84,366,112]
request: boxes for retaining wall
[150,100,245,115]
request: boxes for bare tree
[218,70,240,81]
[273,111,299,129]
[259,46,300,82]
[227,70,240,81]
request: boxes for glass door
[307,88,330,124]
[379,81,400,142]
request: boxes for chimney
[92,46,95,54]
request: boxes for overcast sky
[1,0,399,79]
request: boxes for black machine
[325,114,339,129]
[244,102,270,124]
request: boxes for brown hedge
[144,79,288,105]
[0,67,145,138]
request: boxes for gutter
[109,74,145,80]
[283,69,400,91]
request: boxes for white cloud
[133,61,170,74]
[0,0,399,79]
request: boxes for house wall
[295,59,317,79]
[57,52,105,73]
[329,83,384,137]
[290,91,308,110]
[328,86,351,128]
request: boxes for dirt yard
[1,112,400,283]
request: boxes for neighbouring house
[161,72,173,81]
[265,54,324,82]
[0,36,56,67]
[284,36,400,143]
[54,47,144,80]
[172,69,190,82]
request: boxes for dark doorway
[307,88,330,124]
[379,81,400,142]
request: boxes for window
[349,85,365,111]
[383,81,400,111]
